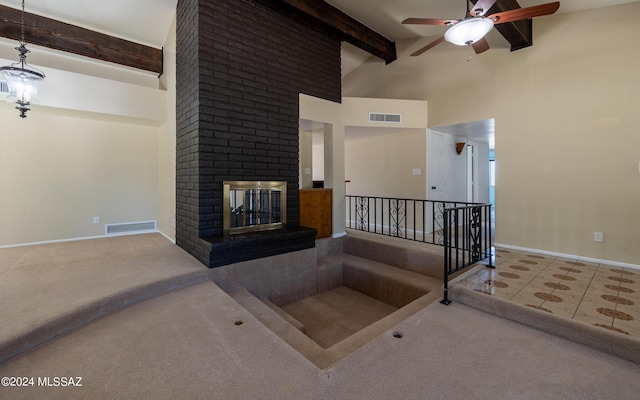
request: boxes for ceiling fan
[403,0,560,56]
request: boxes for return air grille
[105,220,157,235]
[369,112,401,123]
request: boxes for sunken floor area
[282,286,398,348]
[1,233,640,399]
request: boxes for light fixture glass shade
[1,66,44,104]
[444,17,494,46]
[1,44,45,118]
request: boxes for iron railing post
[441,209,451,305]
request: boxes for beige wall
[0,108,159,245]
[343,2,640,265]
[299,94,346,236]
[341,97,429,199]
[0,16,174,246]
[342,97,428,128]
[345,129,427,199]
[158,16,177,241]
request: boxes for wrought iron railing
[345,195,493,304]
[346,195,478,246]
[441,203,493,305]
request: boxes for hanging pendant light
[0,0,45,118]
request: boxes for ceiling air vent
[369,112,401,124]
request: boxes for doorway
[429,119,494,206]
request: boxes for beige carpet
[2,282,640,399]
[281,286,398,348]
[1,234,640,399]
[0,233,208,363]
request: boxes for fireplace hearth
[202,181,316,268]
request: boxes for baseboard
[0,230,161,249]
[494,242,640,271]
[159,230,176,244]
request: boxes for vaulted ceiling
[326,0,640,76]
[1,0,638,75]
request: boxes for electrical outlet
[594,231,603,242]
[93,217,100,224]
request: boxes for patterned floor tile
[612,318,640,335]
[538,301,579,318]
[572,312,613,327]
[471,247,640,339]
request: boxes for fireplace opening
[223,181,287,235]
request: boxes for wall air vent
[369,112,401,123]
[105,220,157,235]
[0,81,9,94]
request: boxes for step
[0,260,209,364]
[317,253,345,294]
[340,254,442,308]
[259,296,307,334]
[344,230,444,279]
[228,289,330,366]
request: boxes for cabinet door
[300,189,332,239]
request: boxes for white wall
[311,133,324,181]
[475,141,490,204]
[426,130,490,204]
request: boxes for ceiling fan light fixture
[444,17,494,46]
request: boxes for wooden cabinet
[299,189,332,239]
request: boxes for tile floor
[456,247,640,338]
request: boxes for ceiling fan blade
[471,0,498,17]
[410,36,446,56]
[489,2,560,24]
[402,18,457,26]
[472,37,490,54]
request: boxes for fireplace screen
[223,181,287,234]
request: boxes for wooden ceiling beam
[255,0,397,64]
[472,0,533,51]
[0,4,163,74]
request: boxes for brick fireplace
[175,0,341,267]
